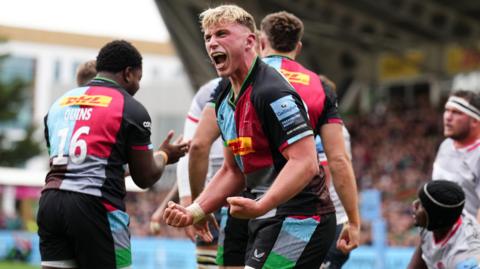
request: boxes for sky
[0,0,170,42]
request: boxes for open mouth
[211,52,227,68]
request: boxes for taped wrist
[186,202,206,224]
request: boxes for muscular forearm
[131,151,167,189]
[195,165,245,214]
[329,155,360,226]
[188,142,211,200]
[258,157,318,213]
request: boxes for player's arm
[228,135,319,218]
[320,123,360,250]
[407,245,427,269]
[321,124,359,224]
[189,106,221,200]
[150,181,179,234]
[163,145,245,227]
[128,131,188,189]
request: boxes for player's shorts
[196,208,222,268]
[216,207,250,266]
[37,189,131,269]
[245,213,336,269]
[321,222,350,269]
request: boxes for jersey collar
[228,56,260,108]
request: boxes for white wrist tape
[186,203,206,224]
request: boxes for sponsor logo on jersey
[280,69,310,85]
[60,95,112,107]
[253,249,265,259]
[227,137,254,156]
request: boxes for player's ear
[123,67,132,84]
[295,41,302,58]
[246,33,256,49]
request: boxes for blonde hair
[76,60,97,86]
[200,5,256,33]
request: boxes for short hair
[260,11,304,53]
[200,5,256,33]
[96,40,142,73]
[451,90,480,112]
[418,180,465,231]
[76,60,97,86]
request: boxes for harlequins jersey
[43,77,153,211]
[262,55,343,132]
[215,58,334,216]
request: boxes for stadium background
[1,0,480,268]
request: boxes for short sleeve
[319,81,343,126]
[253,86,313,153]
[124,99,153,151]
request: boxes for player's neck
[264,49,297,61]
[432,227,451,242]
[453,131,480,149]
[229,52,257,97]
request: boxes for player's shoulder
[253,60,296,98]
[196,78,222,98]
[437,138,454,152]
[123,94,150,122]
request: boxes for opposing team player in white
[432,90,480,221]
[151,78,224,268]
[407,180,480,269]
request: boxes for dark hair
[418,180,465,230]
[451,90,480,111]
[260,11,304,53]
[96,40,142,73]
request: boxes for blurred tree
[0,54,42,167]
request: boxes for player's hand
[163,201,193,227]
[336,222,360,254]
[183,225,197,242]
[158,130,190,164]
[149,211,163,235]
[227,196,265,219]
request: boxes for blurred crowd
[346,98,444,246]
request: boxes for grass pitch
[0,261,39,269]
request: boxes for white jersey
[316,126,351,224]
[421,214,480,269]
[177,78,224,198]
[432,138,480,217]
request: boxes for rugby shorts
[37,189,131,269]
[245,213,336,269]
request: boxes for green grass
[0,261,39,269]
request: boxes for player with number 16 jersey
[43,76,152,211]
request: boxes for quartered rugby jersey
[433,138,480,217]
[262,55,342,133]
[215,58,334,216]
[43,77,152,211]
[421,215,480,269]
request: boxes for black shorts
[37,190,131,269]
[322,222,350,269]
[245,213,336,269]
[216,207,250,266]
